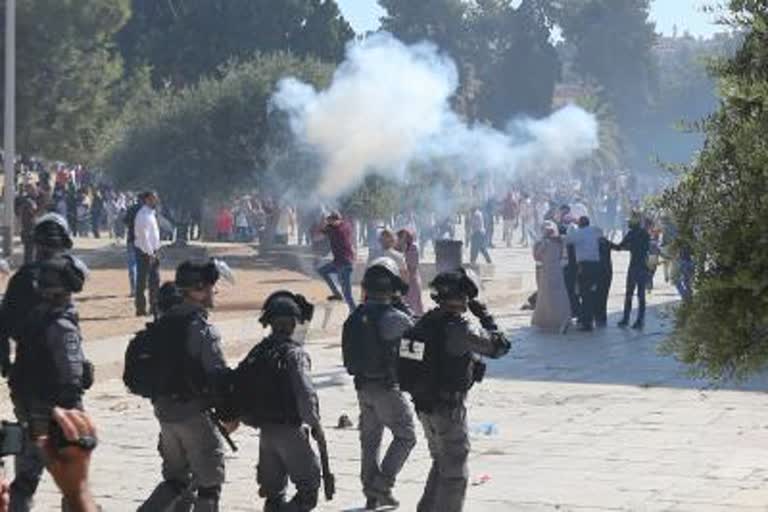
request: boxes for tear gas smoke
[271,33,598,200]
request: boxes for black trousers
[22,237,34,265]
[622,266,647,324]
[595,269,612,325]
[564,264,579,318]
[135,251,160,315]
[577,262,601,328]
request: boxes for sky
[336,0,725,39]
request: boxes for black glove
[492,332,512,358]
[468,300,498,331]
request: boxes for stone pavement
[3,248,768,511]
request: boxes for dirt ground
[2,235,527,342]
[3,238,345,341]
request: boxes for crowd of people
[0,166,699,512]
[527,205,693,334]
[12,163,146,263]
[0,209,510,512]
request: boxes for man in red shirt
[318,211,356,311]
[502,192,519,248]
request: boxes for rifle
[312,428,335,501]
[206,410,238,452]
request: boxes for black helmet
[35,254,88,295]
[175,259,220,290]
[430,267,480,302]
[33,213,73,251]
[157,282,184,314]
[363,257,408,295]
[259,291,314,327]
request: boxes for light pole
[2,0,15,257]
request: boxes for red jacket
[324,221,355,266]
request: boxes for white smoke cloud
[271,33,598,200]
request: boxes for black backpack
[123,314,198,399]
[398,309,477,412]
[341,304,391,378]
[1,263,44,341]
[232,339,301,427]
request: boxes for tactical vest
[342,303,399,384]
[398,309,478,412]
[10,306,85,403]
[233,338,302,427]
[150,311,209,400]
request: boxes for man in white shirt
[565,216,603,331]
[134,191,161,316]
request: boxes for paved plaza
[2,247,768,511]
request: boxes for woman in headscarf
[532,221,572,333]
[396,228,424,316]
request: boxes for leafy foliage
[574,90,623,176]
[379,0,561,125]
[556,0,657,172]
[339,175,400,220]
[659,1,768,380]
[101,53,332,219]
[117,0,354,87]
[0,0,131,161]
[465,0,561,126]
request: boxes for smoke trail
[271,33,598,200]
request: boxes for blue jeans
[127,242,138,296]
[318,261,355,311]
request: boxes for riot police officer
[139,260,234,512]
[232,291,325,511]
[0,213,74,376]
[399,268,511,512]
[342,258,417,510]
[6,254,92,512]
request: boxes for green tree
[659,1,768,379]
[0,0,131,161]
[339,175,400,220]
[378,0,468,60]
[574,90,623,176]
[101,53,332,226]
[379,0,560,124]
[557,0,657,171]
[117,0,354,87]
[466,0,561,126]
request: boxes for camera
[0,421,26,457]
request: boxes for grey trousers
[357,383,417,499]
[257,423,321,511]
[416,404,470,512]
[140,413,225,512]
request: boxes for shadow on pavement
[490,295,768,392]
